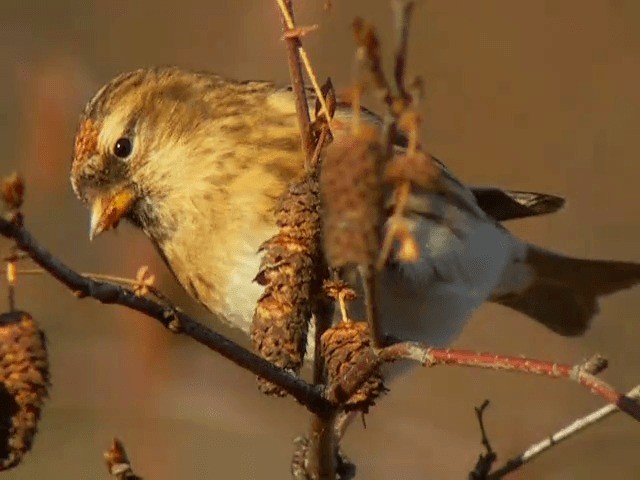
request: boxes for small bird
[71,66,640,350]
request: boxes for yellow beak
[89,188,135,240]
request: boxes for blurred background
[1,0,640,478]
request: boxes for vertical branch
[392,0,415,101]
[361,265,384,346]
[104,438,142,480]
[306,411,338,480]
[277,0,313,163]
[2,173,25,312]
[275,2,337,477]
[5,254,16,311]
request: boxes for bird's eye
[113,137,133,158]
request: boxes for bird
[70,66,640,351]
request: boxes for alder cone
[320,126,383,269]
[321,321,385,412]
[0,311,49,471]
[0,173,25,210]
[251,176,324,396]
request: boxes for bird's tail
[491,246,640,336]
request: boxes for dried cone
[251,176,324,396]
[1,174,25,210]
[383,150,440,190]
[321,321,385,412]
[320,125,383,268]
[0,311,49,471]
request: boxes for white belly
[377,214,514,346]
[222,198,516,351]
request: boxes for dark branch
[392,0,415,101]
[275,2,340,477]
[0,215,334,418]
[279,0,314,164]
[468,400,497,480]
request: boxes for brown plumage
[70,66,640,348]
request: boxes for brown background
[1,1,640,478]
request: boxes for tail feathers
[492,246,640,336]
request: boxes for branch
[274,2,338,477]
[0,215,334,418]
[487,384,640,479]
[392,0,415,101]
[277,0,313,162]
[327,342,640,422]
[469,400,497,480]
[385,344,640,421]
[104,438,141,480]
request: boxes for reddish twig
[379,343,640,421]
[327,342,640,422]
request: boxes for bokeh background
[1,1,640,478]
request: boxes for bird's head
[71,68,171,240]
[71,65,312,268]
[70,67,239,241]
[71,95,134,240]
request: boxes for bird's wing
[470,187,565,222]
[284,86,567,222]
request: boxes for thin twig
[277,0,313,162]
[0,268,42,275]
[476,400,494,459]
[104,438,142,480]
[384,344,640,421]
[1,267,175,307]
[0,215,334,418]
[275,2,337,476]
[382,344,640,421]
[275,0,333,138]
[360,265,384,347]
[327,342,640,421]
[392,0,415,101]
[282,24,320,40]
[5,252,16,311]
[487,384,640,479]
[309,126,330,171]
[469,400,498,480]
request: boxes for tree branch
[274,2,338,477]
[104,438,142,480]
[0,215,334,418]
[277,0,313,162]
[487,384,640,479]
[327,342,640,422]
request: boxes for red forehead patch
[74,118,99,164]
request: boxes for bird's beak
[89,188,135,241]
